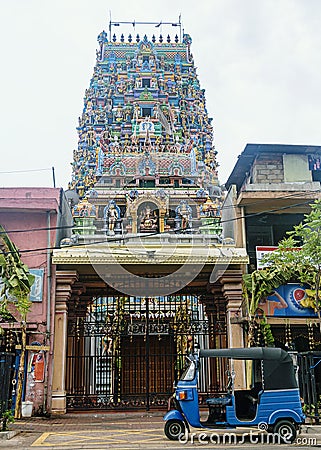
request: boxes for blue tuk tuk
[164,346,305,443]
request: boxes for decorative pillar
[131,211,137,234]
[51,270,78,414]
[159,209,165,233]
[219,269,246,389]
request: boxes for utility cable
[0,168,52,174]
[0,190,319,236]
[1,198,317,257]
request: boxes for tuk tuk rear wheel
[164,419,186,441]
[273,420,297,444]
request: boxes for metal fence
[66,295,227,410]
[0,352,15,417]
[298,351,321,424]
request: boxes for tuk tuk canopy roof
[199,347,297,390]
[200,347,290,361]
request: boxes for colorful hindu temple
[68,24,222,235]
[51,22,247,413]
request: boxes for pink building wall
[0,187,72,415]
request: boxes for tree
[243,199,321,345]
[0,225,34,419]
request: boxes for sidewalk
[1,412,321,449]
[0,411,168,449]
[8,410,165,432]
[5,410,321,433]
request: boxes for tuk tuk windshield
[180,357,196,381]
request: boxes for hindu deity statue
[175,200,192,231]
[139,205,158,233]
[72,198,96,218]
[200,197,217,218]
[104,200,121,235]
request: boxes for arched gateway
[52,22,248,413]
[52,245,247,413]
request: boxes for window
[139,179,155,188]
[142,107,152,117]
[159,177,170,185]
[283,154,311,182]
[309,155,321,182]
[180,358,196,381]
[312,170,321,182]
[142,79,150,88]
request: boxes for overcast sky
[1,0,321,189]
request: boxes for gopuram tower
[68,22,222,236]
[52,22,248,413]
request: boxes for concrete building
[224,143,321,350]
[0,187,72,415]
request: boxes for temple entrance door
[137,201,159,233]
[65,294,227,410]
[121,335,175,407]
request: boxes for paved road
[0,412,320,449]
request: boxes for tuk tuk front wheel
[273,420,297,444]
[164,419,186,441]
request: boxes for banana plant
[243,200,321,344]
[0,225,34,419]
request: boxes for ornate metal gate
[66,295,226,410]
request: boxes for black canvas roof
[199,347,297,390]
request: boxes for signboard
[256,246,301,270]
[29,269,44,302]
[0,268,44,302]
[258,284,317,318]
[256,246,278,269]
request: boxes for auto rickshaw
[164,346,305,443]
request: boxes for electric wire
[0,198,318,257]
[0,168,52,174]
[0,189,319,235]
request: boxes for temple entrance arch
[52,257,247,413]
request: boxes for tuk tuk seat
[206,395,232,406]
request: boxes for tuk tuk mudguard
[257,389,305,426]
[163,410,190,432]
[164,410,184,422]
[268,409,304,425]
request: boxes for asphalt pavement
[1,411,321,449]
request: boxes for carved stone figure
[104,201,120,235]
[139,205,158,232]
[72,198,96,218]
[175,200,192,231]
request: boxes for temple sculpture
[67,25,222,236]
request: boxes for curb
[0,430,20,440]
